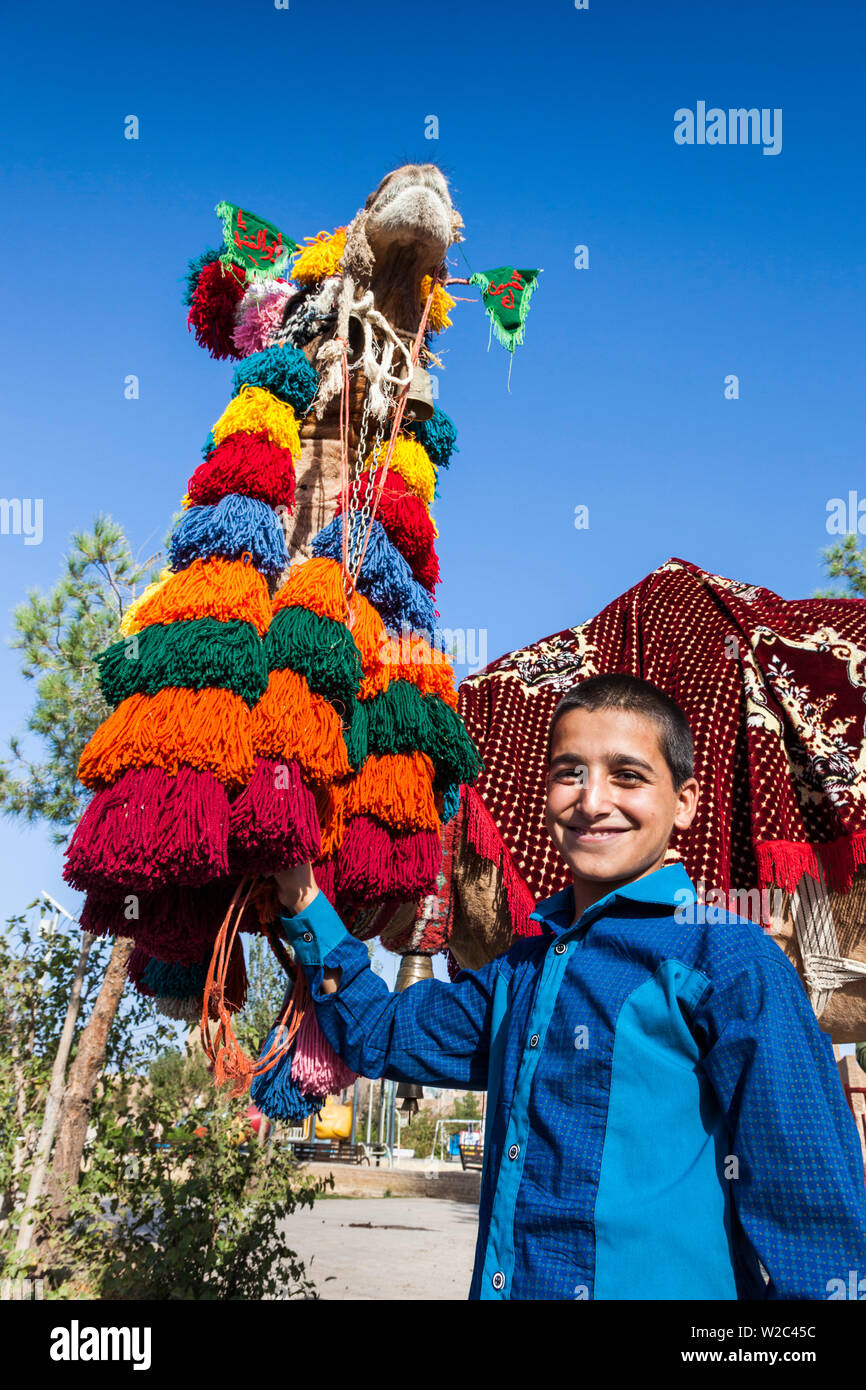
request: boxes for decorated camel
[61,163,541,1117]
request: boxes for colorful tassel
[122,557,272,637]
[362,437,437,507]
[121,570,172,637]
[168,494,289,579]
[77,687,254,792]
[95,618,268,709]
[344,752,439,833]
[406,407,459,470]
[251,669,351,785]
[265,605,364,707]
[291,1003,357,1094]
[312,515,436,633]
[187,259,246,360]
[290,228,347,284]
[232,344,319,415]
[81,878,262,963]
[182,248,222,307]
[232,279,296,357]
[64,765,231,891]
[187,432,296,511]
[228,755,322,874]
[212,385,301,458]
[336,470,440,592]
[336,816,441,899]
[251,1026,325,1121]
[418,276,456,333]
[378,631,458,708]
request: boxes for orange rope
[201,875,313,1098]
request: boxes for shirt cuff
[279,889,353,968]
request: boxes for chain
[344,336,393,576]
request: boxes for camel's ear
[450,208,465,245]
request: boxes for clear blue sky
[2,0,863,962]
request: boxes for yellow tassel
[123,557,271,636]
[121,568,173,636]
[362,437,436,506]
[212,387,301,457]
[291,228,347,284]
[181,493,192,510]
[419,276,456,333]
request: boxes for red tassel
[188,431,296,510]
[187,260,246,360]
[336,814,441,899]
[63,765,231,893]
[228,756,322,874]
[80,879,264,964]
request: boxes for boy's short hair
[547,673,695,791]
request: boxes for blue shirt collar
[529,861,698,936]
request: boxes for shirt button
[301,931,314,943]
[491,1271,505,1291]
[508,1143,520,1160]
[554,942,568,955]
[529,1034,539,1048]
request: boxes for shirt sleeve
[692,947,866,1300]
[279,888,503,1089]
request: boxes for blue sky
[1,0,863,980]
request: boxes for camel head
[361,163,463,331]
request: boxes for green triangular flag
[469,267,542,353]
[215,201,298,281]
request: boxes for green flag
[469,266,542,353]
[215,201,298,281]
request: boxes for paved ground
[278,1196,480,1300]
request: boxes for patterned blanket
[444,558,866,1039]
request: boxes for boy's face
[545,706,699,891]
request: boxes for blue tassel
[406,407,459,469]
[232,345,319,415]
[181,248,222,307]
[442,782,461,823]
[141,956,209,996]
[169,494,289,579]
[251,1026,326,1122]
[312,516,436,632]
[201,428,216,460]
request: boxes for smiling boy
[274,673,866,1300]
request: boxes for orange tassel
[386,634,458,708]
[345,751,440,833]
[273,557,349,623]
[315,781,348,857]
[125,557,271,637]
[77,686,254,790]
[251,669,350,784]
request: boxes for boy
[274,673,866,1300]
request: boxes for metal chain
[344,335,393,576]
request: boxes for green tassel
[265,607,364,705]
[344,700,369,772]
[95,618,269,707]
[360,681,484,786]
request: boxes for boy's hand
[273,862,319,915]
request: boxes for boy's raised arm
[273,863,502,1091]
[693,946,866,1300]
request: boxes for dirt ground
[278,1196,480,1300]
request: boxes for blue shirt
[280,861,866,1300]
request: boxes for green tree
[814,534,866,599]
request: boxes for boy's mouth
[564,825,630,843]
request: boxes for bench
[289,1139,369,1165]
[458,1139,484,1171]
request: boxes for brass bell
[405,365,435,422]
[393,954,435,1119]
